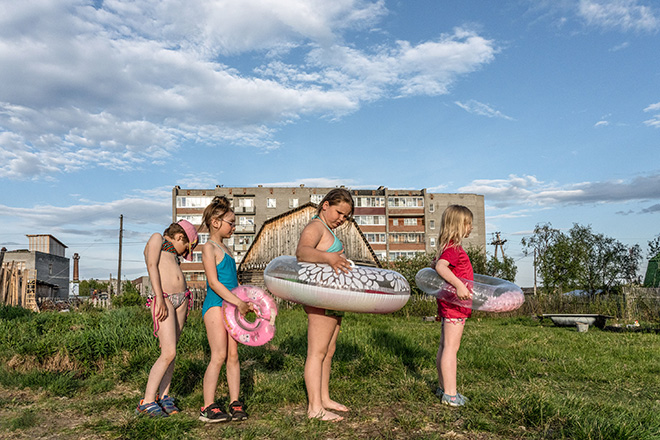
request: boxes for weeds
[1,305,660,439]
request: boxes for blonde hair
[436,205,473,257]
[200,196,233,231]
[317,188,354,219]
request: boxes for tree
[78,279,110,297]
[466,246,517,282]
[465,246,486,274]
[112,280,144,307]
[387,253,433,296]
[521,222,642,295]
[649,234,660,258]
[486,253,517,282]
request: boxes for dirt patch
[6,352,81,374]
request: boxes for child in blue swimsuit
[199,196,253,423]
[296,188,354,422]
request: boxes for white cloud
[644,102,660,112]
[459,173,660,207]
[455,100,514,120]
[0,1,498,180]
[578,0,659,32]
[644,114,660,127]
[0,197,170,230]
[610,41,630,51]
[594,120,609,127]
[260,177,358,188]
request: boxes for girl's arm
[201,243,252,316]
[144,233,168,321]
[435,259,471,300]
[296,222,349,273]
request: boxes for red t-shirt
[435,243,473,319]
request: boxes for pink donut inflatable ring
[222,285,278,346]
[415,268,525,312]
[263,255,410,314]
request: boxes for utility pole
[533,248,537,296]
[490,232,507,260]
[117,214,123,296]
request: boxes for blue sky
[1,0,659,287]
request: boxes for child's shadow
[171,358,207,397]
[371,328,428,378]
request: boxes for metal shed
[644,253,660,287]
[237,203,381,288]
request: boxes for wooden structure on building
[238,203,381,288]
[0,262,39,312]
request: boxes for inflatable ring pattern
[415,268,525,312]
[264,255,410,314]
[223,285,278,346]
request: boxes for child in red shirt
[433,205,474,407]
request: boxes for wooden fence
[0,263,39,312]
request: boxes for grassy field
[1,303,659,440]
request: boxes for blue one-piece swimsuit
[202,245,237,317]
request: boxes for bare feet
[308,409,343,422]
[322,399,350,412]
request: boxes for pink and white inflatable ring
[223,285,278,346]
[415,268,525,312]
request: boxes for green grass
[1,304,659,439]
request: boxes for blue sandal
[157,395,179,415]
[136,399,168,417]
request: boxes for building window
[364,233,386,243]
[389,250,423,260]
[267,198,276,208]
[403,218,418,226]
[176,214,203,225]
[49,263,53,275]
[311,194,325,204]
[198,233,209,244]
[430,220,435,229]
[238,198,253,208]
[192,252,203,263]
[392,219,398,226]
[429,203,434,212]
[289,198,299,208]
[176,196,214,208]
[430,237,436,247]
[388,197,424,207]
[237,235,253,246]
[236,198,254,213]
[238,216,254,225]
[389,233,424,243]
[356,197,385,207]
[354,215,386,225]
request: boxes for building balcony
[388,208,425,216]
[235,224,255,233]
[234,243,251,252]
[235,206,255,214]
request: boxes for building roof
[26,234,68,249]
[238,202,381,272]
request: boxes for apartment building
[173,186,485,287]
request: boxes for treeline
[388,223,659,297]
[522,223,659,295]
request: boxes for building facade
[173,186,485,288]
[1,235,70,299]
